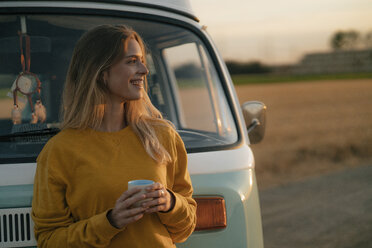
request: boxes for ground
[235,79,372,189]
[260,164,372,248]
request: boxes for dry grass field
[236,79,372,189]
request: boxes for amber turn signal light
[194,197,227,231]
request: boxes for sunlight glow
[190,0,372,64]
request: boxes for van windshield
[0,15,238,162]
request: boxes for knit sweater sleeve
[31,139,123,248]
[157,130,197,243]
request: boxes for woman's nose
[139,62,149,75]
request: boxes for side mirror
[241,101,267,144]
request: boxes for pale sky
[190,0,372,64]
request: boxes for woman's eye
[128,59,136,64]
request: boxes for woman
[31,24,197,247]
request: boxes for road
[259,164,372,248]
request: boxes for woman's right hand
[107,187,148,229]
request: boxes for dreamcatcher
[11,17,46,124]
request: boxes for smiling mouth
[131,79,144,88]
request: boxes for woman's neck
[99,101,127,132]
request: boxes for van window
[0,15,238,161]
[162,43,237,145]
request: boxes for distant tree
[174,63,202,79]
[364,30,372,48]
[330,31,344,50]
[225,61,271,75]
[330,30,361,50]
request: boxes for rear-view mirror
[241,101,266,144]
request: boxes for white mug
[128,180,155,208]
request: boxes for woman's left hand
[143,182,175,213]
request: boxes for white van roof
[116,0,198,21]
[1,0,199,21]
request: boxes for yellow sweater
[32,124,197,247]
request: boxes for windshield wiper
[0,128,60,142]
[177,129,228,144]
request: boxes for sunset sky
[190,0,372,65]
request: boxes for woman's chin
[124,93,143,102]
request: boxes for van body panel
[122,0,195,15]
[0,185,33,208]
[188,145,254,175]
[180,169,264,248]
[0,163,36,186]
[1,0,196,20]
[0,1,196,23]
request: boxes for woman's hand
[106,183,175,229]
[107,187,147,229]
[142,182,175,213]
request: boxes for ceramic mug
[128,180,155,208]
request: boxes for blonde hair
[61,24,172,164]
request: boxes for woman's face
[104,38,149,103]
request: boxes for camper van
[0,0,266,247]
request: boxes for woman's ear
[102,70,108,85]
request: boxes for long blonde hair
[61,24,172,164]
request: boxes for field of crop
[235,79,372,189]
[231,72,372,85]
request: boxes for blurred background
[190,0,372,187]
[190,0,372,247]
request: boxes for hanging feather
[11,105,22,124]
[30,112,38,124]
[35,100,46,123]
